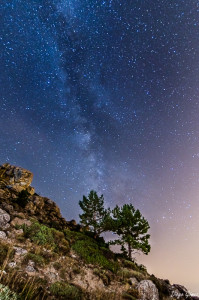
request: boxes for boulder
[0,163,33,192]
[0,231,7,239]
[14,247,27,256]
[25,265,36,274]
[138,280,159,300]
[0,208,10,229]
[170,284,192,299]
[8,262,17,268]
[129,277,139,286]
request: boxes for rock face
[0,208,10,229]
[0,163,195,300]
[170,284,192,299]
[138,280,159,300]
[0,163,34,193]
[0,163,81,232]
[0,231,7,239]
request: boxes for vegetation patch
[0,270,48,300]
[0,283,19,300]
[0,242,14,267]
[22,253,45,267]
[72,239,119,273]
[50,281,82,300]
[122,287,139,300]
[122,260,147,273]
[22,222,70,254]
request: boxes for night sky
[1,0,199,294]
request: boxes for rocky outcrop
[0,208,10,229]
[170,284,192,299]
[0,163,196,300]
[138,280,159,300]
[0,163,34,193]
[0,163,81,232]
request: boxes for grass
[122,260,147,273]
[22,253,45,268]
[0,268,48,300]
[22,221,70,255]
[72,239,119,273]
[0,242,14,267]
[50,281,82,300]
[63,230,119,273]
[117,268,146,283]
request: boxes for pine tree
[110,204,151,260]
[79,190,110,237]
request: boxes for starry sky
[1,0,199,293]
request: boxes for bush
[22,222,70,254]
[50,282,82,299]
[72,239,119,273]
[122,260,147,273]
[118,268,146,282]
[22,253,45,267]
[0,283,19,300]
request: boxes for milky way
[1,0,199,293]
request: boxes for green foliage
[0,283,19,300]
[15,189,30,208]
[110,204,151,259]
[50,282,82,300]
[79,190,111,237]
[122,260,147,273]
[22,222,70,254]
[72,239,119,273]
[66,231,118,273]
[23,253,45,267]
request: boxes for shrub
[93,268,112,286]
[22,222,70,254]
[72,239,119,273]
[53,262,62,270]
[122,260,147,273]
[118,268,146,282]
[0,283,19,300]
[22,253,45,267]
[50,281,82,300]
[122,260,140,271]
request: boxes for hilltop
[0,163,197,300]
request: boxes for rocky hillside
[0,163,197,300]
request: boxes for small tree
[110,204,150,260]
[79,190,110,238]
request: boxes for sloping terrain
[0,163,197,300]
